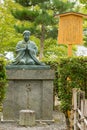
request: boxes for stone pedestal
[3,65,54,121]
[19,110,35,126]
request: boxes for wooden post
[81,91,85,130]
[68,44,72,56]
[73,88,77,130]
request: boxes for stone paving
[0,111,67,130]
[0,121,67,130]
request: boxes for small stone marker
[19,110,35,126]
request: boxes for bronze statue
[13,30,44,65]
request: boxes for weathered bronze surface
[13,30,44,65]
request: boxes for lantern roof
[55,12,87,18]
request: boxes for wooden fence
[71,88,87,130]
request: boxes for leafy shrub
[0,58,7,111]
[58,57,87,112]
[44,56,87,113]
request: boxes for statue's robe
[13,40,42,65]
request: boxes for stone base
[3,65,55,121]
[6,65,50,70]
[19,110,35,126]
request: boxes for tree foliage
[77,0,87,46]
[0,0,78,58]
[0,1,22,53]
[79,0,87,4]
[11,0,75,59]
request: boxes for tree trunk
[39,24,45,60]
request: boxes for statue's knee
[20,59,26,65]
[30,61,35,65]
[27,60,35,65]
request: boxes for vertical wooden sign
[55,12,87,56]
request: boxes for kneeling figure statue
[13,30,44,65]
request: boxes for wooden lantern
[55,12,87,56]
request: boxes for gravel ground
[0,111,67,130]
[0,122,66,130]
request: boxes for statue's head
[23,30,31,42]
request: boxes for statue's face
[24,33,30,42]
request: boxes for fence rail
[72,88,87,130]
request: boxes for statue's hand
[26,44,29,50]
[16,48,25,52]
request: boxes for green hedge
[58,57,87,113]
[44,56,87,113]
[0,58,7,111]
